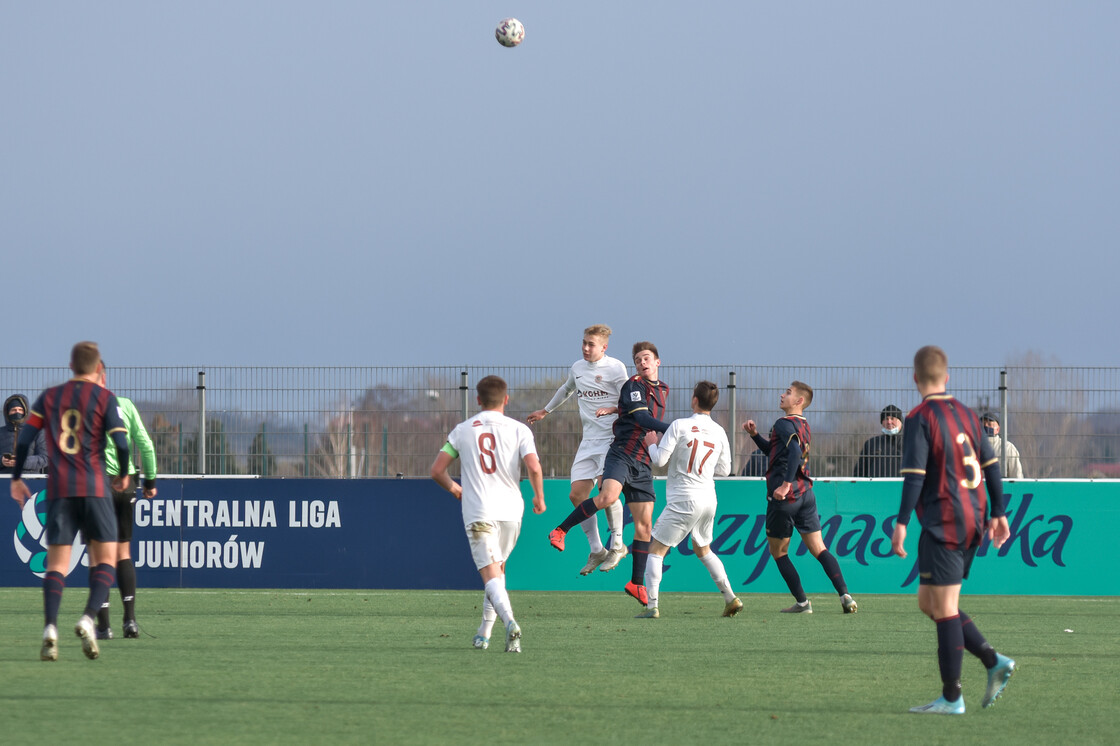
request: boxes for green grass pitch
[0,589,1117,745]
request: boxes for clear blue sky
[4,3,1118,367]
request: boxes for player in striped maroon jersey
[10,341,130,662]
[549,342,670,606]
[892,345,1015,715]
[745,381,857,615]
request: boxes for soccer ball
[495,18,525,48]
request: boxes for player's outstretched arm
[530,373,577,424]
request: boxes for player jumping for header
[527,324,629,575]
[549,342,670,606]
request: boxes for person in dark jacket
[1,394,48,474]
[854,404,903,478]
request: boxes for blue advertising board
[3,477,1115,595]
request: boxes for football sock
[478,595,498,639]
[630,540,651,586]
[484,576,514,627]
[959,611,998,668]
[935,615,965,702]
[580,514,604,554]
[644,553,663,608]
[85,564,116,619]
[700,552,736,602]
[558,498,599,534]
[43,571,65,626]
[96,602,111,631]
[117,557,138,622]
[815,550,849,595]
[774,554,807,603]
[605,500,624,551]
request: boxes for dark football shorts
[765,489,822,539]
[112,484,138,542]
[602,450,656,504]
[45,496,118,545]
[917,530,978,586]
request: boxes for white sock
[645,554,663,609]
[605,500,624,551]
[478,595,498,639]
[580,513,604,553]
[484,576,514,627]
[700,551,736,602]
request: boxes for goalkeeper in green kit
[95,362,158,640]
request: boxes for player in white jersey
[636,381,742,619]
[528,324,629,575]
[431,375,545,653]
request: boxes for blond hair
[584,324,612,340]
[913,345,949,385]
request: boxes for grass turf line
[0,589,1116,745]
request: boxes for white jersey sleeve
[543,368,578,413]
[446,411,538,527]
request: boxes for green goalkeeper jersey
[105,395,157,482]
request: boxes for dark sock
[117,558,138,622]
[815,550,848,595]
[97,603,111,630]
[960,611,998,668]
[774,555,807,603]
[558,498,599,533]
[43,571,65,626]
[630,540,650,585]
[935,615,964,701]
[85,564,116,619]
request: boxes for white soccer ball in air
[495,18,525,48]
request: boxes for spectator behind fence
[2,394,48,474]
[854,404,904,478]
[740,442,769,477]
[981,413,1024,479]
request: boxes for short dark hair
[70,341,101,375]
[477,375,508,409]
[790,380,813,408]
[632,341,659,360]
[693,381,719,411]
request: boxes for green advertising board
[507,479,1114,596]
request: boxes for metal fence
[3,365,1119,479]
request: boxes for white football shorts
[466,520,522,570]
[651,499,717,549]
[571,437,612,482]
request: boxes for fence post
[999,369,1008,473]
[177,422,183,474]
[197,371,206,475]
[303,423,309,476]
[728,371,737,474]
[460,371,469,421]
[381,424,388,477]
[262,423,268,477]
